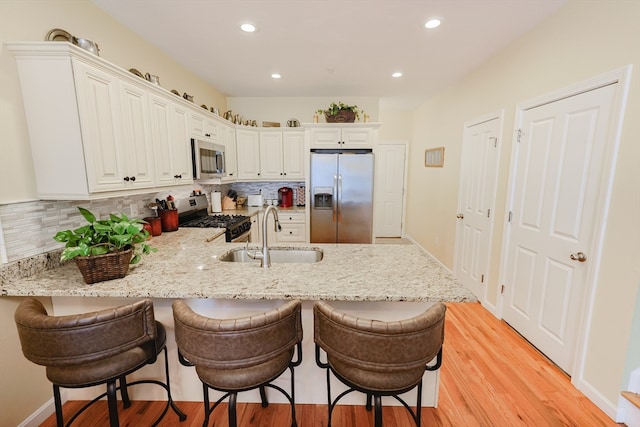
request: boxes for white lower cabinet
[277,212,306,243]
[258,211,306,244]
[249,213,260,243]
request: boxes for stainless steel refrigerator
[310,150,374,243]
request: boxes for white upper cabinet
[282,131,305,179]
[236,128,306,181]
[259,131,284,180]
[308,124,378,149]
[149,93,193,187]
[72,60,129,193]
[119,80,156,189]
[219,123,237,182]
[190,112,219,141]
[8,42,194,199]
[236,129,261,179]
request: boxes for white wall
[404,0,639,416]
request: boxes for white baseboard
[18,390,66,427]
[575,376,618,420]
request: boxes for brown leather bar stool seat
[14,298,186,427]
[314,301,446,427]
[172,299,303,427]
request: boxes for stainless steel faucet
[248,205,281,268]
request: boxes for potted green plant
[54,207,156,284]
[317,101,360,123]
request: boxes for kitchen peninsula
[2,228,475,407]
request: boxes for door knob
[456,213,464,219]
[570,252,587,262]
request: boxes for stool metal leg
[119,375,131,408]
[106,380,119,427]
[260,385,268,407]
[202,383,210,427]
[374,395,383,427]
[229,392,238,427]
[53,385,64,427]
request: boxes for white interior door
[502,83,619,373]
[374,144,406,237]
[454,116,501,302]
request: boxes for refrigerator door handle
[337,174,342,223]
[333,175,338,222]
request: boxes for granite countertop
[1,229,476,303]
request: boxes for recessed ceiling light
[392,72,403,78]
[271,73,281,79]
[425,18,441,29]
[240,23,256,32]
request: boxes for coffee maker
[278,187,293,208]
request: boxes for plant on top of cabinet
[54,207,156,284]
[317,101,359,123]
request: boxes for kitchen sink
[219,247,323,263]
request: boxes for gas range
[176,195,251,242]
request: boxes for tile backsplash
[0,181,303,264]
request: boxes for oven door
[230,230,250,243]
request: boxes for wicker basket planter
[324,110,356,123]
[74,247,133,284]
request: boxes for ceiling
[91,0,566,110]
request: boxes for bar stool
[172,299,303,427]
[14,298,186,427]
[313,301,446,427]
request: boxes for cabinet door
[149,94,192,186]
[283,131,305,179]
[221,124,237,181]
[119,80,155,189]
[73,60,126,192]
[204,118,218,140]
[261,212,277,245]
[249,214,260,243]
[342,128,373,148]
[236,129,261,179]
[190,112,205,137]
[277,224,306,243]
[260,131,284,180]
[310,127,342,148]
[170,104,193,184]
[149,94,175,186]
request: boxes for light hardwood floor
[40,302,619,426]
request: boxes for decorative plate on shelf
[128,68,144,78]
[45,28,72,42]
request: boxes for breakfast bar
[2,228,476,407]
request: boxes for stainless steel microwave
[191,139,226,180]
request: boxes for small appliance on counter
[248,194,264,207]
[210,191,222,213]
[278,187,293,208]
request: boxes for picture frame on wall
[425,147,445,167]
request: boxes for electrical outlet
[130,203,138,217]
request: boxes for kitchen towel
[211,191,222,213]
